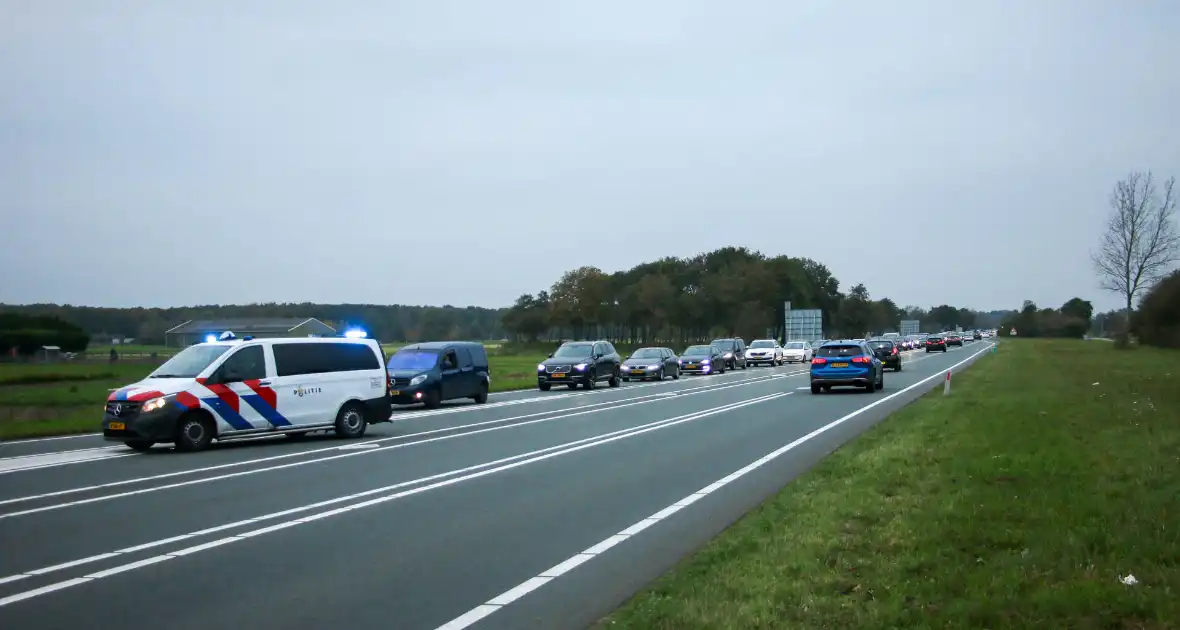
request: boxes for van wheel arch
[334,400,368,438]
[174,410,216,452]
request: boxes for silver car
[781,340,813,364]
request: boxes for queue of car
[104,326,982,453]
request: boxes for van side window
[441,349,458,370]
[217,345,266,382]
[470,345,488,367]
[273,342,380,377]
[456,347,473,369]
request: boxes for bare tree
[1092,171,1179,335]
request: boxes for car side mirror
[547,352,554,358]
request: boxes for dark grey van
[386,341,491,408]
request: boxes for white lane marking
[0,375,792,519]
[336,443,380,450]
[432,343,996,630]
[0,445,125,461]
[0,392,790,600]
[0,366,796,477]
[0,433,101,445]
[0,450,138,474]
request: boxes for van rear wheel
[334,402,368,439]
[473,381,489,404]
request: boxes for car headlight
[142,396,169,413]
[537,363,546,371]
[724,352,732,358]
[647,364,659,370]
[409,374,427,387]
[701,359,711,364]
[574,363,587,370]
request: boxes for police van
[102,333,393,452]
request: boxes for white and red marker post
[943,369,951,396]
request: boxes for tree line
[0,313,89,355]
[501,246,1015,344]
[0,303,508,347]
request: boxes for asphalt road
[0,341,995,630]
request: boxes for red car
[924,335,948,352]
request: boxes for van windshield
[149,345,232,378]
[387,350,439,371]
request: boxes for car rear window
[785,342,805,349]
[870,341,893,349]
[816,345,864,358]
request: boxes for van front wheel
[334,402,368,439]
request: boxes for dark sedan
[925,335,948,352]
[621,347,680,381]
[678,344,725,375]
[868,338,902,371]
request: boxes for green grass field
[602,339,1180,629]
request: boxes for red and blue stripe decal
[108,388,164,402]
[240,379,290,427]
[188,378,290,430]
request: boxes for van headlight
[142,396,169,413]
[409,374,427,387]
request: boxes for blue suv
[810,340,884,394]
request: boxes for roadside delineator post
[943,370,951,396]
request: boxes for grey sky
[2,0,1177,313]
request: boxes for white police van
[102,332,393,452]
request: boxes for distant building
[164,318,336,347]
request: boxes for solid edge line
[0,393,789,594]
[429,342,995,630]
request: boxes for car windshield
[683,345,712,355]
[387,350,439,370]
[630,348,662,359]
[149,344,232,378]
[786,342,805,349]
[553,343,594,358]
[749,340,775,348]
[817,345,865,358]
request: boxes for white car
[745,339,782,366]
[781,340,813,364]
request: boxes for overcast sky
[2,0,1177,313]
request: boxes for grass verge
[602,338,1180,629]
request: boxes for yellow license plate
[389,390,400,396]
[631,370,645,375]
[552,373,566,379]
[686,364,697,369]
[831,362,849,368]
[108,422,125,430]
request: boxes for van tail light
[851,356,871,364]
[811,357,826,365]
[892,347,898,355]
